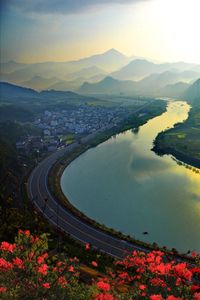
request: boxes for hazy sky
[1,0,200,63]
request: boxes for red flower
[58,276,68,287]
[150,295,163,300]
[166,296,182,300]
[191,252,198,258]
[37,253,48,264]
[139,284,146,290]
[118,271,129,281]
[191,285,200,294]
[0,258,13,271]
[97,281,111,292]
[24,230,30,236]
[175,278,181,286]
[0,287,7,293]
[85,243,90,250]
[150,278,166,287]
[19,229,30,236]
[92,261,98,267]
[42,282,50,289]
[0,242,16,253]
[38,264,48,276]
[191,268,200,275]
[194,293,200,300]
[69,265,74,272]
[13,257,24,269]
[173,263,192,281]
[95,293,114,300]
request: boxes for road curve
[28,143,149,258]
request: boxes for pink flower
[139,284,146,290]
[92,261,98,267]
[85,243,90,250]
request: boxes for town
[16,102,147,155]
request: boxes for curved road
[28,143,149,258]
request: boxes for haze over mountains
[1,49,200,98]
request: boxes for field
[154,105,200,165]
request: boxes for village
[16,103,144,155]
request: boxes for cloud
[2,0,148,15]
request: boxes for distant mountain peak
[102,76,118,82]
[103,48,126,56]
[8,60,17,63]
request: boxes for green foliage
[154,106,200,168]
[0,104,34,122]
[0,231,199,299]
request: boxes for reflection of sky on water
[61,101,200,253]
[129,155,171,181]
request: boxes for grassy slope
[153,105,200,168]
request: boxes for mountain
[78,71,197,97]
[0,82,38,99]
[66,65,107,80]
[72,49,130,72]
[112,59,159,80]
[0,60,27,73]
[0,81,103,111]
[0,49,130,89]
[0,81,88,101]
[184,78,200,105]
[39,89,85,101]
[112,59,200,81]
[78,76,136,95]
[47,78,83,92]
[158,82,190,98]
[22,76,60,91]
[135,70,199,95]
[1,52,199,91]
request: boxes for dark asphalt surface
[28,143,149,258]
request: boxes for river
[61,101,200,253]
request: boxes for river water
[61,101,200,253]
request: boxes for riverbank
[153,105,200,170]
[49,101,168,249]
[48,100,199,258]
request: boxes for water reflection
[61,101,200,253]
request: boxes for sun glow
[123,0,200,63]
[1,0,200,63]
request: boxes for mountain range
[1,49,200,98]
[184,79,200,105]
[1,79,199,107]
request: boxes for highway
[28,143,149,259]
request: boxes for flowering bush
[0,230,199,299]
[0,230,92,299]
